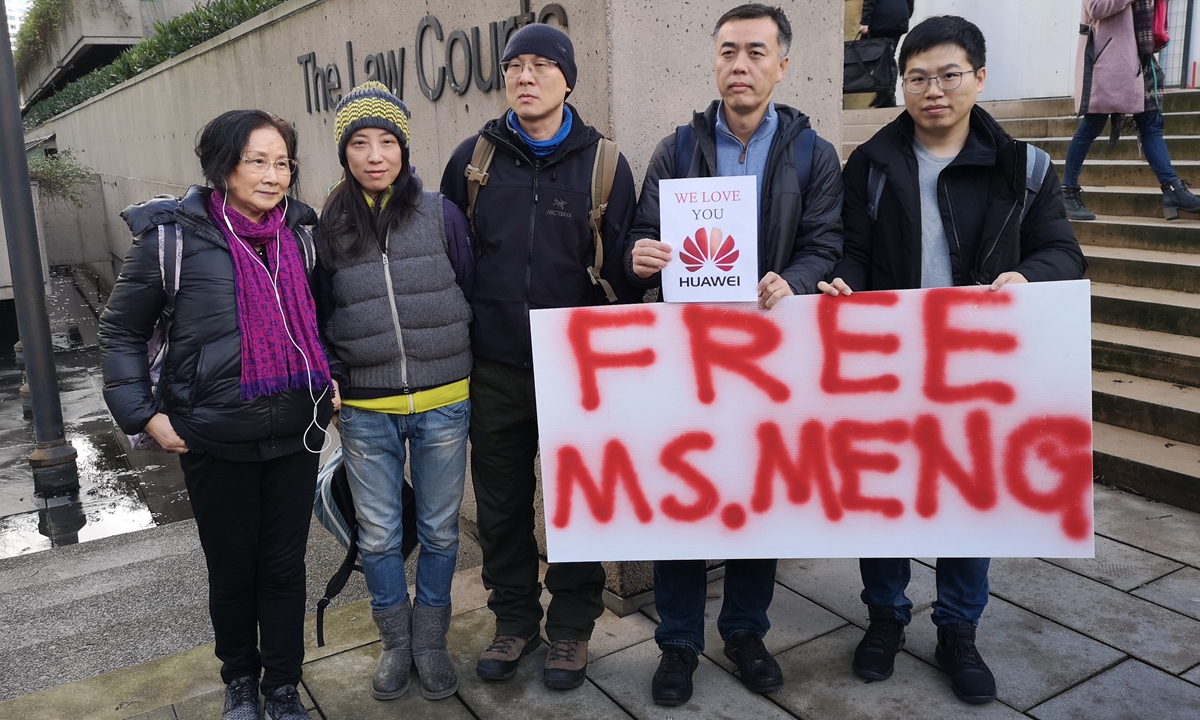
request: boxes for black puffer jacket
[628,100,844,294]
[836,107,1086,290]
[99,185,332,461]
[440,105,641,369]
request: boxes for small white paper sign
[659,175,758,303]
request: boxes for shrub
[27,151,95,207]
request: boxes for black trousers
[469,357,606,641]
[180,448,318,692]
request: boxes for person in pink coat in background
[1062,0,1200,221]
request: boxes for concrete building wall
[19,0,144,102]
[37,173,110,267]
[25,0,842,263]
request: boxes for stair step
[998,112,1200,139]
[1073,214,1200,253]
[1077,159,1200,188]
[1093,421,1200,513]
[1028,136,1200,162]
[1082,245,1200,292]
[1092,282,1200,338]
[1093,370,1200,446]
[1092,322,1200,387]
[1074,186,1164,220]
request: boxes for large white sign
[659,175,759,303]
[529,282,1094,562]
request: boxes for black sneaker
[652,645,699,706]
[263,684,311,720]
[222,676,259,720]
[853,606,906,681]
[723,631,783,694]
[935,621,996,704]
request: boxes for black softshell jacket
[836,106,1087,291]
[628,100,844,294]
[440,105,640,369]
[99,185,332,461]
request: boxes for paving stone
[446,607,632,720]
[171,689,221,720]
[770,625,1026,720]
[450,567,491,616]
[1094,486,1200,567]
[302,644,473,720]
[304,598,377,663]
[990,558,1200,673]
[1132,567,1200,621]
[1028,659,1200,720]
[124,708,176,720]
[1184,663,1200,685]
[1044,535,1183,590]
[903,598,1126,711]
[700,581,846,674]
[588,637,794,719]
[775,557,937,627]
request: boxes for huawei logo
[680,227,739,273]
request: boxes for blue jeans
[860,558,990,627]
[653,559,777,653]
[338,399,470,611]
[1063,111,1176,186]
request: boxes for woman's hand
[145,413,188,453]
[331,379,342,412]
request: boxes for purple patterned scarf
[208,190,331,400]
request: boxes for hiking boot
[412,603,458,699]
[853,606,906,681]
[723,631,783,694]
[221,676,259,720]
[1162,178,1200,220]
[543,639,588,690]
[652,645,699,706]
[935,621,996,704]
[476,632,541,681]
[1061,184,1096,221]
[262,685,311,720]
[371,599,413,700]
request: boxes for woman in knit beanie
[315,81,475,702]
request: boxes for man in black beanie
[440,22,640,691]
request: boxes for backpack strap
[158,222,182,311]
[294,225,317,274]
[463,135,496,238]
[792,128,817,194]
[866,162,886,223]
[587,138,620,303]
[674,124,697,178]
[1021,144,1052,224]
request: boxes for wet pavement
[0,268,188,560]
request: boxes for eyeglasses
[501,59,560,79]
[240,156,299,175]
[902,69,979,94]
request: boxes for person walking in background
[440,23,641,691]
[1064,0,1200,220]
[100,110,332,720]
[858,0,915,108]
[315,82,474,703]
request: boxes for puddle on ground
[0,281,179,560]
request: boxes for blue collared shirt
[714,100,778,198]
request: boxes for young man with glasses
[820,15,1085,705]
[440,22,640,692]
[627,3,844,707]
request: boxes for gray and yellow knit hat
[333,81,411,165]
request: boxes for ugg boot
[1061,185,1096,221]
[371,599,413,700]
[1161,178,1200,220]
[412,603,458,699]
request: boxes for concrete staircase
[843,93,1200,513]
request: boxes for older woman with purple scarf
[99,109,334,720]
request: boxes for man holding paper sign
[625,3,844,707]
[821,16,1085,706]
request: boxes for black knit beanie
[501,23,577,90]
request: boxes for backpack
[672,123,818,191]
[864,143,1052,224]
[126,201,318,452]
[1154,0,1170,53]
[313,445,418,647]
[463,135,621,302]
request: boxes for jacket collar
[863,105,1010,169]
[481,103,599,165]
[690,99,811,177]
